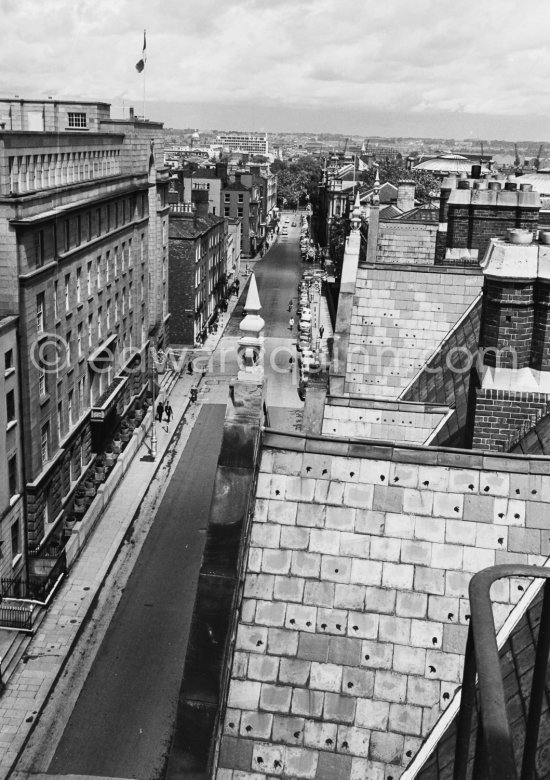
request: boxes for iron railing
[454,564,550,780]
[0,550,66,603]
[0,603,33,631]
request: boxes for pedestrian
[164,403,173,423]
[187,360,193,375]
[289,355,294,372]
[319,325,325,339]
[288,317,295,331]
[288,300,293,312]
[156,400,164,422]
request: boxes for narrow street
[11,214,305,780]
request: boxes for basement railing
[454,564,550,780]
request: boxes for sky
[1,0,550,141]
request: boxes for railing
[1,550,66,603]
[454,564,550,780]
[0,602,33,631]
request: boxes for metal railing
[1,550,66,603]
[0,603,33,631]
[454,564,550,780]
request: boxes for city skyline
[1,0,550,141]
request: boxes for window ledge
[6,419,17,432]
[9,493,20,507]
[12,553,22,569]
[39,393,51,407]
[4,367,15,379]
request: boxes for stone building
[0,97,169,559]
[222,176,262,258]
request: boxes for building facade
[216,133,268,156]
[0,97,169,562]
[168,194,227,346]
[222,177,262,257]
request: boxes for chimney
[471,164,482,179]
[215,161,228,182]
[396,180,415,213]
[191,189,209,218]
[129,106,135,120]
[234,172,242,184]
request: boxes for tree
[359,160,440,204]
[271,156,323,209]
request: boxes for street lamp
[150,346,165,460]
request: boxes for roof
[169,213,225,240]
[393,204,440,223]
[414,156,490,175]
[379,204,403,220]
[223,181,250,192]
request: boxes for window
[115,293,119,322]
[122,288,126,316]
[224,193,230,203]
[98,307,102,339]
[6,389,15,423]
[78,376,85,412]
[76,215,82,246]
[64,274,70,311]
[88,313,93,348]
[57,400,63,439]
[8,454,17,497]
[36,292,45,333]
[68,390,73,425]
[140,233,145,262]
[77,323,82,357]
[224,207,230,217]
[121,241,126,270]
[162,220,167,244]
[87,212,92,241]
[40,422,49,465]
[96,256,101,289]
[237,207,243,218]
[238,194,244,204]
[87,262,92,296]
[54,281,58,319]
[66,331,71,367]
[129,281,133,308]
[106,301,111,330]
[67,112,87,128]
[128,238,132,267]
[76,268,81,303]
[105,250,110,283]
[64,220,70,252]
[39,367,46,396]
[140,276,144,301]
[5,349,13,372]
[11,520,20,558]
[114,246,118,277]
[96,208,102,236]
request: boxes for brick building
[222,176,262,257]
[0,97,169,561]
[169,192,227,345]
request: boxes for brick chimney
[191,189,209,218]
[396,180,415,213]
[472,229,550,450]
[435,175,457,264]
[215,161,228,183]
[444,182,540,267]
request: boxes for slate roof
[400,296,482,447]
[414,583,550,779]
[169,213,225,240]
[223,181,250,192]
[344,265,483,399]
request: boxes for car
[291,222,297,226]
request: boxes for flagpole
[142,28,146,119]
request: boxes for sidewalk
[0,367,202,777]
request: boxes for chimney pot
[457,180,471,189]
[505,182,518,192]
[520,183,533,192]
[507,228,532,244]
[488,181,502,191]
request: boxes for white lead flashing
[479,362,550,394]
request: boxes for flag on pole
[135,30,146,73]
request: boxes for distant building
[222,175,262,257]
[217,132,268,156]
[0,97,169,572]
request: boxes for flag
[135,30,146,73]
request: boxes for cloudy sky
[2,0,550,140]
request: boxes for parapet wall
[214,433,550,779]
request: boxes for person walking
[288,317,295,331]
[156,400,164,422]
[319,325,325,339]
[288,300,293,312]
[187,360,193,375]
[289,355,294,372]
[164,403,173,424]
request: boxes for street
[11,214,306,780]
